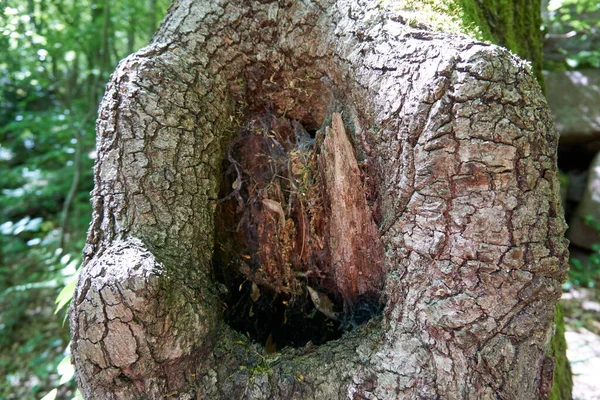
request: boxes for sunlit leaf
[57,353,74,384]
[60,254,71,265]
[54,277,77,314]
[72,390,84,400]
[39,389,57,400]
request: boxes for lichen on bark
[70,1,569,399]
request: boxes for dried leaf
[291,161,303,175]
[307,286,338,321]
[262,198,286,230]
[251,282,261,302]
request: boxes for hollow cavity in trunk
[213,111,386,350]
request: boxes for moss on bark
[550,303,574,400]
[458,0,544,84]
[389,0,544,84]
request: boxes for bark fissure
[70,0,568,399]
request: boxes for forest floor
[562,288,600,400]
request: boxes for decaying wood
[69,0,568,399]
[213,111,385,340]
[320,113,385,309]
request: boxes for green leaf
[72,389,84,400]
[39,389,57,400]
[54,276,77,314]
[566,58,579,68]
[57,353,74,385]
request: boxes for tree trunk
[69,1,568,399]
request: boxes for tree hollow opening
[212,111,386,350]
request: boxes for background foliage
[544,0,600,70]
[0,1,169,398]
[544,0,600,290]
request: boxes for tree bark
[70,0,568,399]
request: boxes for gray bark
[70,0,568,399]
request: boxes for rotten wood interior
[213,112,386,349]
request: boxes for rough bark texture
[70,0,569,399]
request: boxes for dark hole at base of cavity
[212,268,384,350]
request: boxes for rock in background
[545,70,600,146]
[567,153,600,250]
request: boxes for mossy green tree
[388,0,545,82]
[70,1,570,399]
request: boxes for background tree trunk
[70,0,569,398]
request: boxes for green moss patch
[386,0,544,83]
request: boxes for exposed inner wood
[321,113,385,309]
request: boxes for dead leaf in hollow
[307,286,338,321]
[251,282,261,302]
[261,198,286,230]
[291,161,303,175]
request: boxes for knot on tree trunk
[71,239,213,397]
